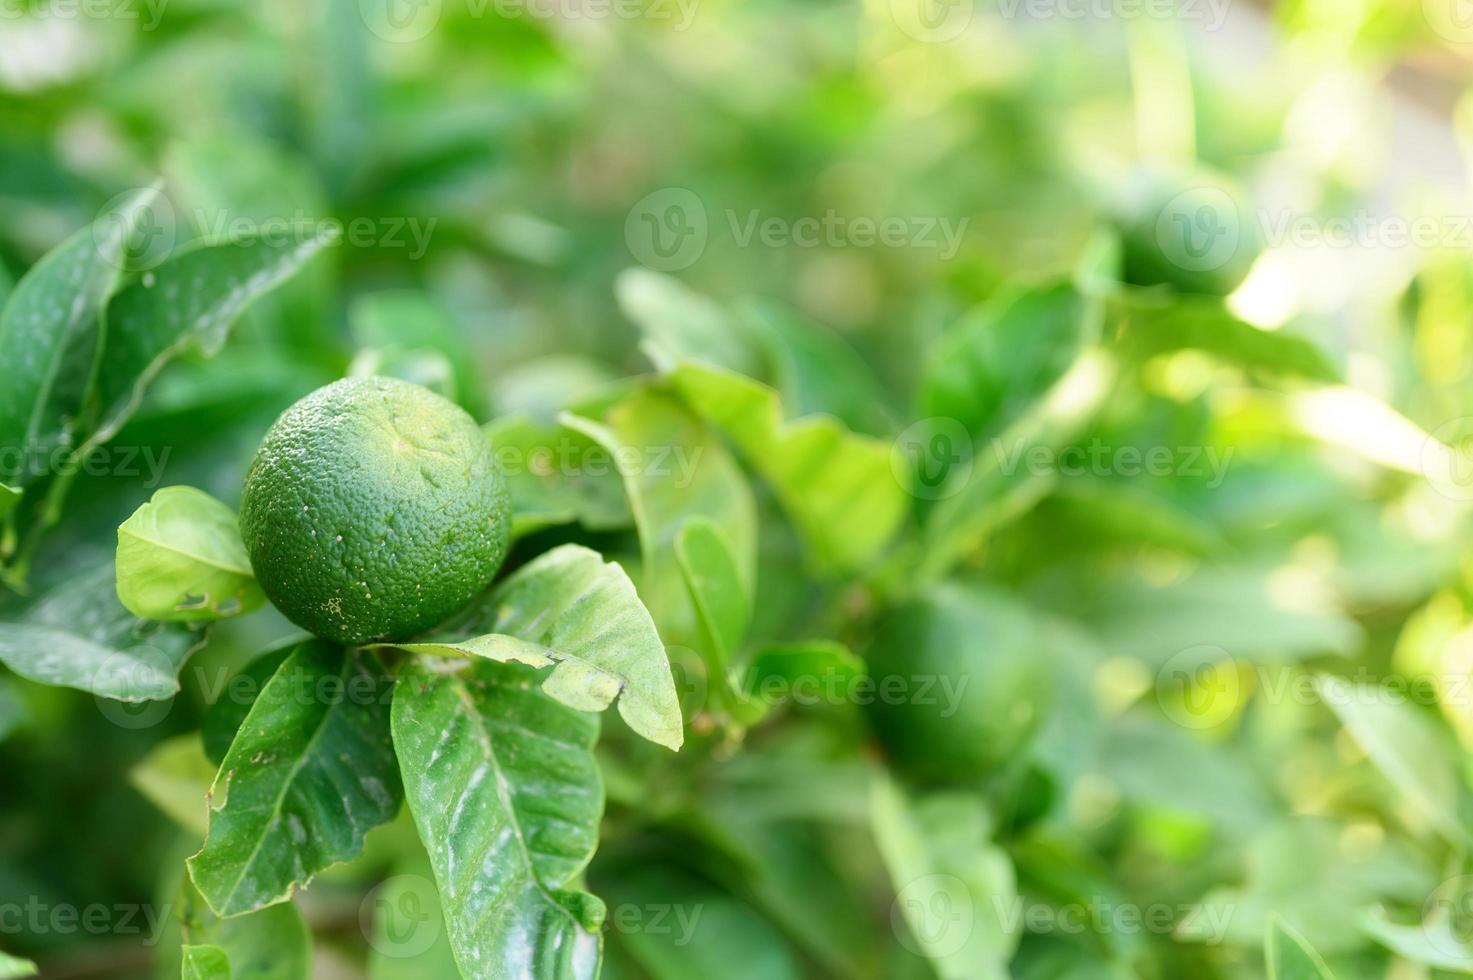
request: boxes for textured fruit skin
[239,376,510,645]
[864,584,1054,783]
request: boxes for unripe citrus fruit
[864,584,1054,783]
[239,376,510,644]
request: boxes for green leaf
[1119,291,1340,381]
[676,518,750,658]
[392,544,684,751]
[562,386,757,651]
[917,348,1116,582]
[0,678,24,742]
[182,945,232,980]
[130,733,216,837]
[0,950,36,979]
[1361,906,1473,972]
[921,283,1097,442]
[116,486,265,622]
[1266,917,1337,980]
[351,290,483,416]
[870,778,1018,980]
[201,644,298,766]
[188,641,402,917]
[745,302,894,435]
[675,517,758,721]
[741,641,863,707]
[392,658,605,980]
[349,345,457,401]
[1085,567,1362,667]
[1316,674,1468,845]
[0,483,18,522]
[0,186,159,486]
[605,865,802,980]
[1174,816,1432,950]
[616,269,761,377]
[85,230,337,452]
[0,564,204,700]
[664,360,906,572]
[366,853,461,980]
[484,414,630,539]
[179,875,312,980]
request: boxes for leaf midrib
[209,652,346,914]
[121,526,253,577]
[450,679,587,938]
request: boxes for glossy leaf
[394,544,683,750]
[86,230,337,450]
[563,387,757,651]
[0,483,18,522]
[392,658,605,980]
[664,360,906,572]
[188,642,402,917]
[116,486,264,622]
[181,945,232,980]
[201,644,298,766]
[0,564,204,700]
[0,186,158,485]
[1266,918,1336,980]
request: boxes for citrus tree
[3,2,1473,980]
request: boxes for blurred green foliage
[3,0,1473,978]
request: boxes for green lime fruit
[1116,167,1258,297]
[864,584,1054,783]
[239,376,510,644]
